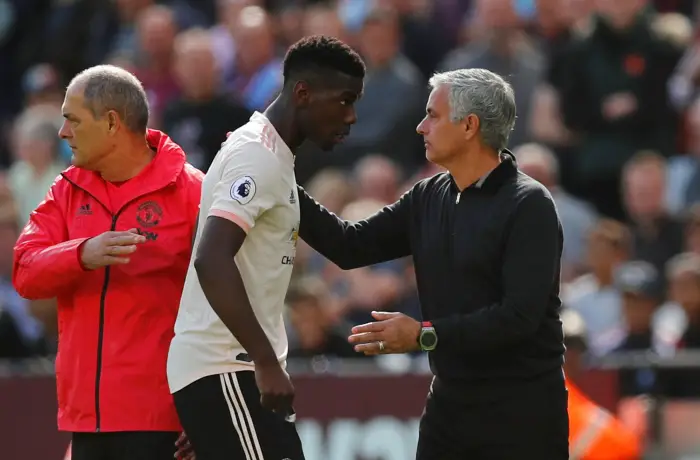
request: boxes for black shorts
[173,371,305,460]
[71,431,178,460]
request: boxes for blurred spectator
[304,168,355,215]
[684,204,700,255]
[285,276,359,359]
[302,3,348,41]
[664,252,700,397]
[562,308,589,384]
[441,0,544,148]
[671,97,700,210]
[8,105,67,229]
[227,5,282,111]
[514,143,598,281]
[134,4,181,128]
[529,0,586,133]
[564,219,631,355]
[622,151,684,273]
[340,5,426,171]
[0,182,44,358]
[163,27,251,171]
[210,0,262,83]
[277,2,306,47]
[612,261,666,396]
[431,0,474,45]
[665,96,700,214]
[210,0,241,81]
[529,0,594,192]
[557,0,687,219]
[86,0,208,68]
[86,0,155,67]
[352,155,402,204]
[667,253,700,343]
[21,63,63,109]
[105,53,139,74]
[378,0,452,78]
[667,16,700,110]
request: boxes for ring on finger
[378,340,385,352]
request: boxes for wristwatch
[418,321,438,351]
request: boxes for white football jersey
[167,112,300,393]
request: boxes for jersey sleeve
[208,142,281,233]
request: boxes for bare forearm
[195,256,277,365]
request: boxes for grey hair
[69,65,150,134]
[512,142,560,180]
[429,68,516,152]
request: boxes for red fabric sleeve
[13,182,89,300]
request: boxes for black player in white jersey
[168,36,365,460]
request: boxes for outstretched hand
[348,311,421,356]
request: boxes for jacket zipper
[448,190,462,263]
[94,213,120,432]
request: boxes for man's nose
[345,107,357,126]
[416,118,427,135]
[58,121,70,139]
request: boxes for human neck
[445,146,501,191]
[98,135,154,182]
[264,95,303,152]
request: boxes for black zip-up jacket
[297,152,565,402]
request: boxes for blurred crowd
[3,0,700,396]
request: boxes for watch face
[421,330,437,348]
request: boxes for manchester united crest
[136,201,163,228]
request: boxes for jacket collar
[480,149,518,193]
[61,129,187,213]
[451,149,518,195]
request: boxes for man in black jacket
[298,68,568,459]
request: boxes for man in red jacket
[13,65,203,460]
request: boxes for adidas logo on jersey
[289,190,296,204]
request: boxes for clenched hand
[255,362,295,416]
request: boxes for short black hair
[283,35,365,83]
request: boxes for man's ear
[106,110,120,134]
[293,81,311,107]
[464,114,480,141]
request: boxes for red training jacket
[13,130,203,432]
